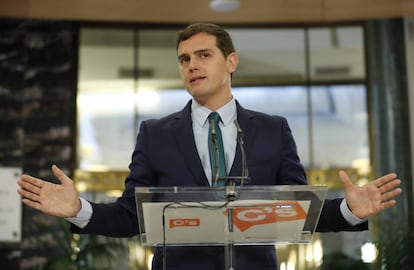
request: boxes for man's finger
[381,200,397,210]
[379,179,401,193]
[338,170,353,190]
[19,174,45,188]
[375,173,398,188]
[51,165,73,185]
[381,187,402,201]
[19,188,41,202]
[17,179,41,194]
[22,198,42,211]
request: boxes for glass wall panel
[229,29,307,85]
[78,28,136,170]
[310,85,369,169]
[308,27,365,82]
[81,86,311,167]
[233,86,310,166]
[136,29,182,90]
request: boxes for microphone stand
[209,118,251,270]
[210,118,235,270]
[223,120,250,270]
[211,119,251,270]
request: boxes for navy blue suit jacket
[72,100,367,270]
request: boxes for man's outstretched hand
[339,170,402,219]
[17,165,81,218]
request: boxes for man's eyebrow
[195,48,212,54]
[194,49,214,57]
[178,48,213,59]
[177,52,188,60]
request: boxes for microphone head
[210,119,217,136]
[233,119,242,132]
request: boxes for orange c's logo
[228,201,307,232]
[169,218,200,228]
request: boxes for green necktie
[208,112,227,186]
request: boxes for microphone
[234,119,249,184]
[209,118,220,185]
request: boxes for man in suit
[18,23,401,270]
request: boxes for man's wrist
[66,197,93,228]
[340,198,367,226]
[72,197,82,218]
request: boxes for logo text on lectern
[169,218,200,228]
[227,201,307,232]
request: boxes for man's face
[177,32,238,106]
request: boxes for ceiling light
[209,0,240,12]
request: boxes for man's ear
[227,52,239,73]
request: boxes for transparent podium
[135,185,327,269]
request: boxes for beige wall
[0,0,413,24]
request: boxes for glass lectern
[135,185,327,247]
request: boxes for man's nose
[189,58,199,71]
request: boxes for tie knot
[208,112,221,124]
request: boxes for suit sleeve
[317,199,368,232]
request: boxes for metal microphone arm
[234,119,250,185]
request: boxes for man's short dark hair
[176,23,236,57]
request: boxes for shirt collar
[191,97,237,127]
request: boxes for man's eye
[180,57,190,64]
[201,53,210,58]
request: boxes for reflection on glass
[79,28,135,82]
[311,85,368,168]
[78,28,136,170]
[77,25,367,171]
[229,28,306,85]
[137,29,183,90]
[77,85,367,172]
[309,27,365,81]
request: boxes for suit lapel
[172,101,210,186]
[171,100,256,185]
[229,102,256,177]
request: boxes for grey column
[366,18,414,269]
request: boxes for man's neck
[196,93,233,111]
